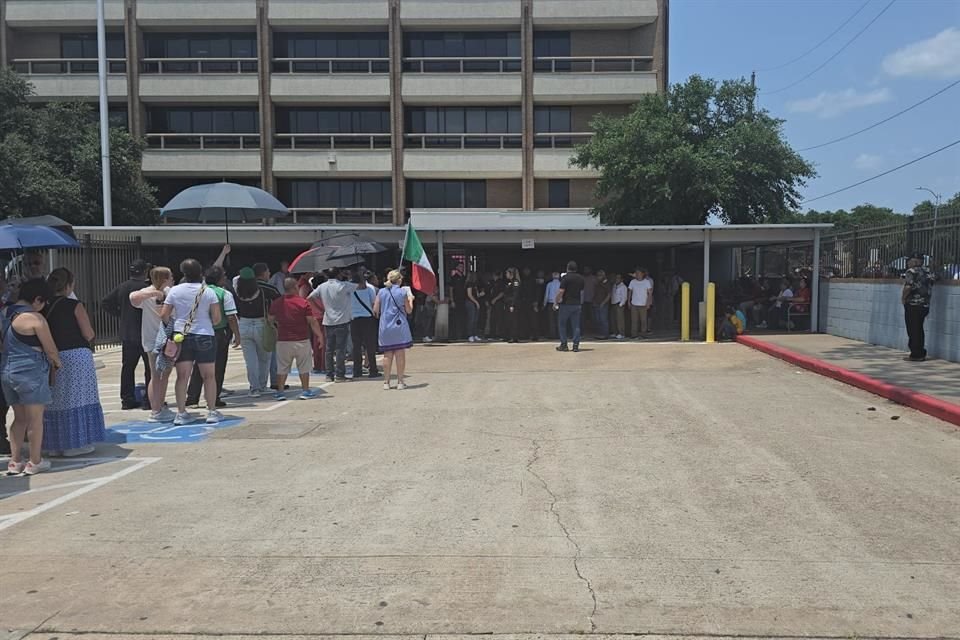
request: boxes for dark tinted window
[278,180,392,209]
[405,31,520,57]
[534,106,572,132]
[276,107,390,133]
[407,107,521,134]
[147,107,259,133]
[407,181,487,209]
[61,33,125,59]
[534,31,571,57]
[548,180,570,208]
[151,177,260,205]
[144,33,256,58]
[274,33,389,58]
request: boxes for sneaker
[616,334,624,340]
[23,459,51,475]
[273,391,287,401]
[423,336,433,343]
[215,400,227,408]
[758,321,768,329]
[397,382,407,390]
[298,389,318,400]
[249,389,261,398]
[173,412,195,426]
[325,376,336,383]
[556,345,569,352]
[467,336,475,343]
[205,410,224,425]
[6,460,25,475]
[335,376,348,383]
[63,445,96,457]
[383,381,392,391]
[368,371,382,379]
[572,345,580,353]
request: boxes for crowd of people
[418,263,683,344]
[0,246,416,475]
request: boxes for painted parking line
[0,456,160,532]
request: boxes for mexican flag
[403,223,437,295]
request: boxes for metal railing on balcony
[404,133,522,150]
[145,133,261,150]
[274,133,392,150]
[272,57,390,74]
[290,208,393,225]
[403,57,522,73]
[534,56,654,73]
[11,58,127,74]
[141,58,258,74]
[534,132,593,148]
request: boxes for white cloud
[787,88,893,118]
[854,153,883,171]
[882,27,960,78]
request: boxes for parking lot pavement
[2,342,959,638]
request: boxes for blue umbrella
[0,223,80,251]
[160,182,290,242]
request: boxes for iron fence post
[81,233,95,309]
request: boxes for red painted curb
[736,335,960,428]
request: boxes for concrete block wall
[820,280,960,362]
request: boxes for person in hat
[902,252,936,362]
[102,258,152,410]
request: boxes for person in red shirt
[269,277,324,400]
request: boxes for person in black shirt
[503,267,522,343]
[555,261,585,352]
[102,259,151,409]
[447,264,467,340]
[489,271,506,340]
[518,267,540,341]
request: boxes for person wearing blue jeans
[309,269,357,382]
[554,261,586,353]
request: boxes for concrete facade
[4,0,667,225]
[820,280,960,363]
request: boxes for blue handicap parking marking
[106,416,246,444]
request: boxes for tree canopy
[0,67,157,226]
[572,75,816,225]
[779,204,904,231]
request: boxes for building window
[407,180,486,209]
[143,33,257,72]
[147,107,259,134]
[534,106,573,147]
[534,31,571,71]
[278,179,393,210]
[59,33,126,73]
[404,32,521,72]
[406,107,521,148]
[548,180,570,208]
[276,107,390,134]
[150,177,260,206]
[273,33,389,73]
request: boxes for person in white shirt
[610,273,628,339]
[160,259,222,426]
[627,267,653,338]
[129,266,174,422]
[766,278,794,330]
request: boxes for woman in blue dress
[373,270,414,390]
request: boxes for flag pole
[398,220,410,270]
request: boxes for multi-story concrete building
[1,0,668,226]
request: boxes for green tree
[0,67,157,226]
[572,75,816,225]
[781,204,905,230]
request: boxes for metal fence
[52,233,143,348]
[738,208,960,281]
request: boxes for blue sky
[669,0,960,214]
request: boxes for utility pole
[749,70,756,116]
[97,0,114,227]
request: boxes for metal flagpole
[97,0,113,227]
[398,221,410,270]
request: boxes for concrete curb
[736,335,960,428]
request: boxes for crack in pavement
[524,438,599,633]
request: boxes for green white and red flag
[402,223,436,295]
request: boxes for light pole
[97,0,113,227]
[916,186,941,261]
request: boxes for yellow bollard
[681,282,690,342]
[706,282,716,343]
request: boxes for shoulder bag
[261,292,278,353]
[162,285,207,360]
